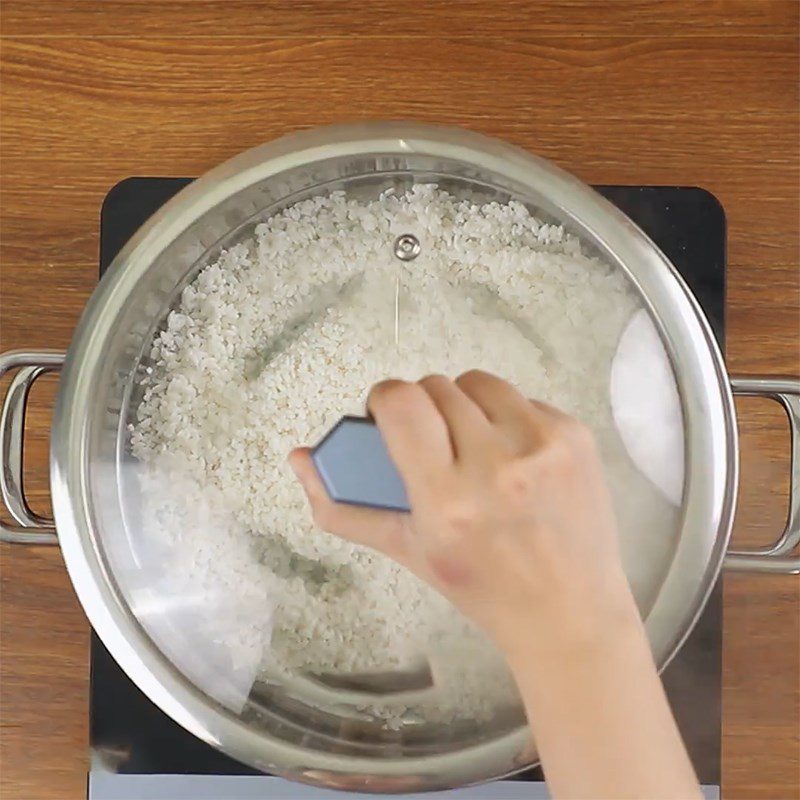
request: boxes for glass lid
[111,174,685,745]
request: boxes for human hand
[290,372,701,799]
[289,371,634,656]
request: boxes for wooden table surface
[1,2,798,798]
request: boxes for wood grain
[1,0,797,39]
[1,2,798,799]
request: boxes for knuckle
[439,494,482,537]
[539,419,567,449]
[541,414,595,452]
[368,379,417,411]
[455,369,488,388]
[542,433,574,465]
[369,378,406,399]
[418,373,450,391]
[496,462,535,503]
[539,428,594,476]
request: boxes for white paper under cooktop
[88,773,720,799]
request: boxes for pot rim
[50,122,738,789]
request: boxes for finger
[366,380,453,491]
[455,370,542,449]
[417,374,494,459]
[527,398,574,425]
[528,399,595,447]
[289,448,412,562]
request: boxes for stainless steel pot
[1,122,798,793]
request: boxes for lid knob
[393,233,421,262]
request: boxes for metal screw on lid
[392,234,420,351]
[393,233,421,261]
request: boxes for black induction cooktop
[89,179,724,800]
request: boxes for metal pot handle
[725,376,800,574]
[2,350,796,570]
[0,349,65,545]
